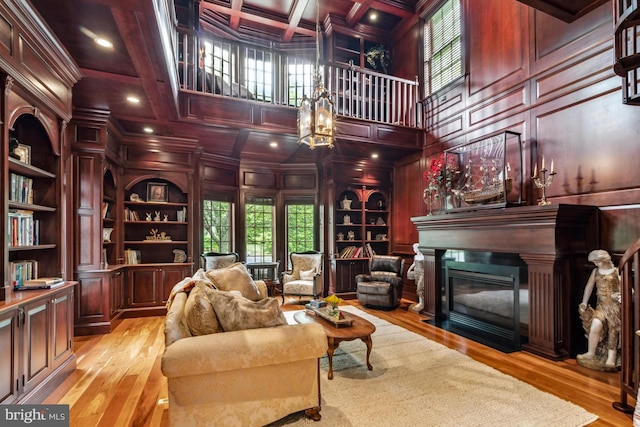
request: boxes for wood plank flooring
[45,298,634,426]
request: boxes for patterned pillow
[184,280,222,336]
[300,268,315,281]
[207,291,287,332]
[205,262,262,301]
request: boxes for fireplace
[412,204,599,360]
[441,252,528,352]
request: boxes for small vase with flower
[324,294,343,317]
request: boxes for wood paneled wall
[393,0,639,261]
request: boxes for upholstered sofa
[161,264,328,427]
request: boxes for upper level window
[423,0,462,96]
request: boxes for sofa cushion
[207,291,287,332]
[205,262,262,301]
[184,280,222,336]
[165,292,192,346]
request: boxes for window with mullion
[245,196,275,263]
[286,202,315,267]
[423,0,462,96]
[202,198,233,253]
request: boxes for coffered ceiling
[28,0,422,165]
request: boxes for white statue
[154,211,161,221]
[341,195,352,210]
[407,243,425,313]
[577,249,621,371]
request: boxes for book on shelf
[102,202,110,219]
[8,209,38,246]
[15,277,64,290]
[9,259,38,287]
[124,249,141,264]
[9,173,34,204]
[176,207,187,222]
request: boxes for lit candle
[541,156,545,171]
[533,163,537,177]
[550,159,554,173]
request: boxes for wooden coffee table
[294,310,376,380]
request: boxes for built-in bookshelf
[7,117,60,289]
[102,169,117,268]
[123,178,189,265]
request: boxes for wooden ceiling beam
[229,0,243,30]
[199,1,316,40]
[347,0,375,27]
[283,0,311,42]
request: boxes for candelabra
[532,161,556,206]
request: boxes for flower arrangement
[423,153,460,196]
[324,294,343,308]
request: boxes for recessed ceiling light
[370,12,378,21]
[95,38,113,49]
[371,153,379,159]
[269,142,278,148]
[143,127,153,133]
[127,96,140,104]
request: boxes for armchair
[281,251,323,303]
[200,252,239,270]
[356,255,404,309]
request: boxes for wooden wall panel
[534,89,637,198]
[467,0,528,99]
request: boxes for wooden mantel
[412,204,600,360]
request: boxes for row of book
[337,243,377,259]
[8,209,39,246]
[124,208,141,221]
[9,259,38,286]
[9,173,34,204]
[102,202,111,219]
[124,249,142,264]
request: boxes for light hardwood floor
[45,298,634,426]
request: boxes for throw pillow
[300,268,315,281]
[184,280,222,336]
[207,291,287,332]
[205,262,262,301]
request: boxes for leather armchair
[356,255,404,309]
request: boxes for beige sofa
[161,266,328,427]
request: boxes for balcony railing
[176,30,421,128]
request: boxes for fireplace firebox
[442,256,528,352]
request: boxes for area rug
[271,306,597,427]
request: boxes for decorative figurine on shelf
[347,230,355,241]
[145,212,152,221]
[577,249,622,371]
[337,233,344,241]
[341,196,352,210]
[154,211,161,221]
[173,249,187,263]
[344,214,352,225]
[407,243,425,313]
[163,214,169,222]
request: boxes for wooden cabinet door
[0,308,19,404]
[159,265,189,304]
[110,269,124,316]
[335,259,368,293]
[22,298,52,396]
[51,288,73,370]
[127,267,158,307]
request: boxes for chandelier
[298,0,336,149]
